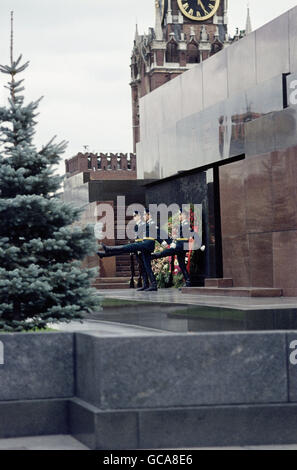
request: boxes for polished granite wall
[137,6,297,180]
[137,6,297,294]
[220,108,297,296]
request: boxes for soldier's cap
[144,208,150,215]
[133,210,139,216]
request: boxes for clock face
[177,0,220,21]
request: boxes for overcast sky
[0,0,297,174]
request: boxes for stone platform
[1,328,297,449]
[96,288,297,311]
[181,287,283,297]
[181,278,283,298]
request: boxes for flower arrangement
[151,242,171,288]
[152,205,203,289]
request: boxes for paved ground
[0,435,296,450]
[96,288,297,311]
[52,319,169,335]
[52,288,297,335]
[0,435,88,450]
[2,290,295,451]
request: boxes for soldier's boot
[144,273,158,292]
[137,270,150,291]
[182,270,192,287]
[102,244,127,256]
[177,254,192,287]
[144,282,158,292]
[97,246,125,258]
[137,272,150,291]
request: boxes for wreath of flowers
[152,205,201,288]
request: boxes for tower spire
[245,3,252,35]
[10,11,14,65]
[134,23,139,43]
[154,0,163,40]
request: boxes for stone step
[116,266,134,271]
[116,265,133,270]
[116,273,134,277]
[94,277,130,283]
[94,284,130,290]
[116,268,133,273]
[116,267,133,273]
[181,287,283,298]
[116,257,133,262]
[93,276,131,290]
[205,278,233,288]
[116,263,133,267]
[93,280,130,290]
[117,267,139,271]
[116,271,133,279]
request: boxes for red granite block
[248,233,273,288]
[244,153,274,234]
[271,147,297,231]
[273,230,297,293]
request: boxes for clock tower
[130,0,230,151]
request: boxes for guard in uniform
[139,208,159,291]
[132,211,149,291]
[97,208,162,292]
[151,209,205,287]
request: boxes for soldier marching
[97,207,205,292]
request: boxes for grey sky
[0,0,296,175]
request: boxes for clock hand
[197,0,208,15]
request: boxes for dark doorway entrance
[144,154,245,285]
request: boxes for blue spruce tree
[0,49,100,331]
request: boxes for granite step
[181,287,283,298]
[94,284,130,290]
[94,277,130,283]
[205,278,234,288]
[116,266,133,272]
[94,282,130,290]
[116,266,137,271]
[116,263,134,268]
[93,276,131,290]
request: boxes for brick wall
[65,153,137,180]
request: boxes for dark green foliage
[0,55,100,331]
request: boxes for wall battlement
[65,152,137,180]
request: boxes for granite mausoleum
[136,5,297,297]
